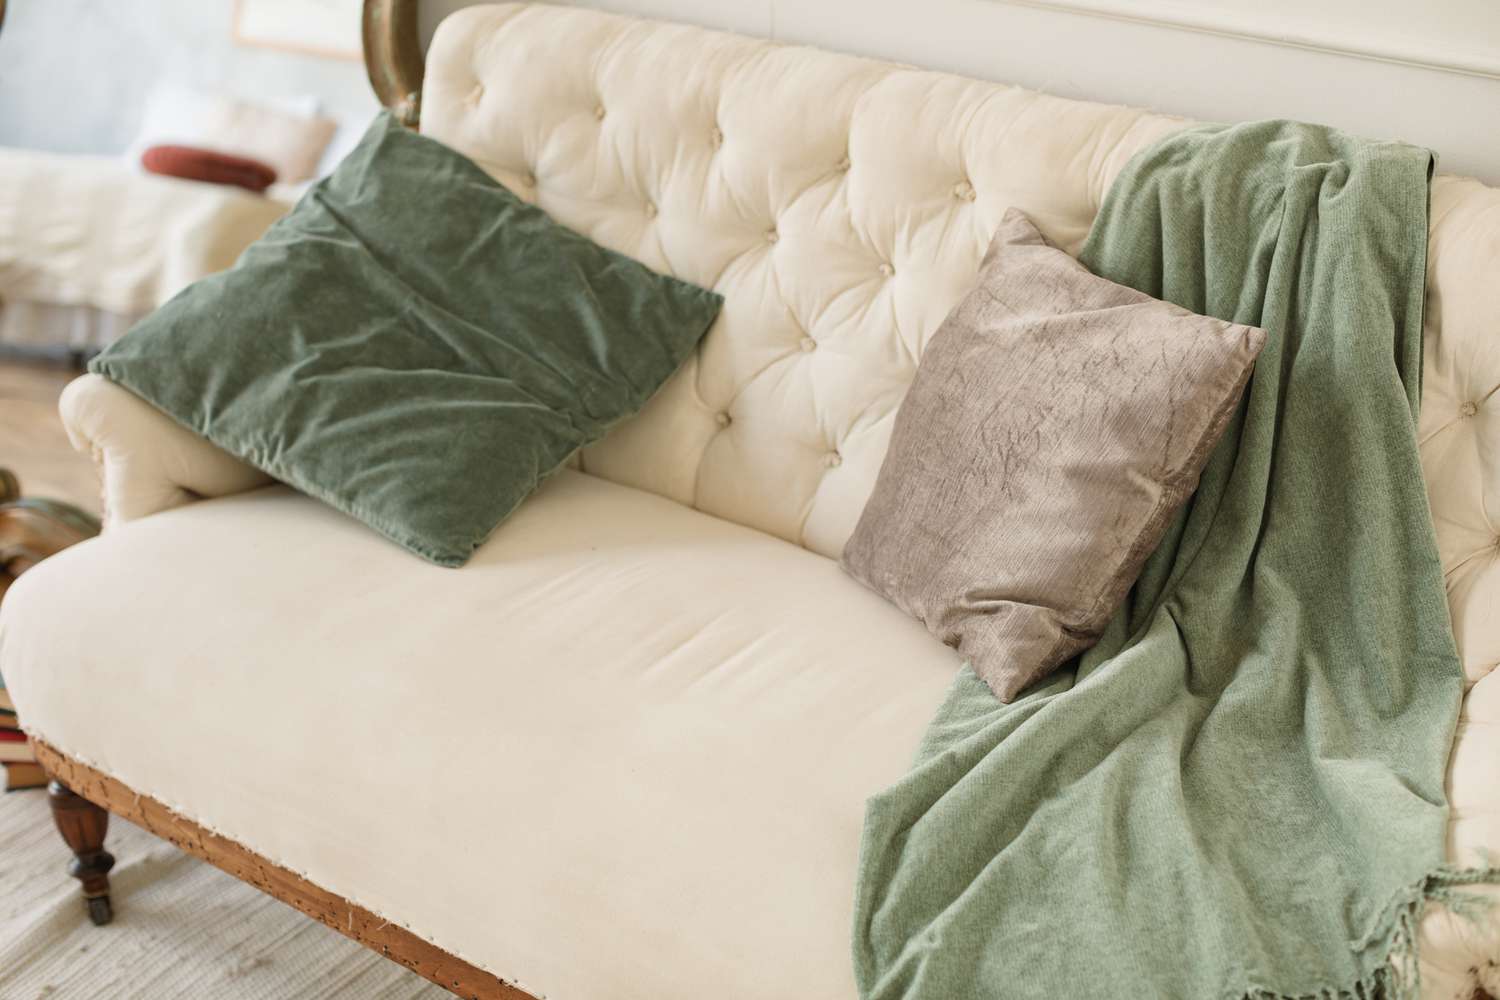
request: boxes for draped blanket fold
[852,121,1497,999]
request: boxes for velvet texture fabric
[841,208,1265,703]
[854,122,1494,999]
[141,145,278,193]
[92,113,723,566]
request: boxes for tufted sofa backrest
[421,3,1185,558]
[422,5,1500,992]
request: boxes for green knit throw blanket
[852,121,1497,999]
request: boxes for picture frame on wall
[233,0,363,61]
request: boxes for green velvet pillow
[91,112,723,567]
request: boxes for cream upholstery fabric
[27,4,1500,995]
[59,375,270,530]
[421,6,1186,559]
[2,474,957,1000]
[1415,175,1500,996]
[0,149,290,317]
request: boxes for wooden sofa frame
[37,740,525,1000]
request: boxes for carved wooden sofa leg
[47,778,116,926]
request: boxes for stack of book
[0,677,45,791]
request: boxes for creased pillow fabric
[841,208,1265,701]
[91,112,723,566]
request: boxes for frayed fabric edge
[1240,863,1500,1000]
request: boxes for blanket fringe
[1243,862,1500,1000]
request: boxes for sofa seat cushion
[0,469,959,1000]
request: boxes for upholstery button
[954,179,976,202]
[825,451,842,469]
[524,172,537,187]
[593,104,606,121]
[799,336,816,353]
[715,411,732,428]
[645,201,658,219]
[878,262,894,277]
[1461,401,1479,417]
[766,228,779,244]
[711,126,724,149]
[468,83,484,103]
[837,154,851,172]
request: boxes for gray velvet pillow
[91,112,722,567]
[841,208,1266,702]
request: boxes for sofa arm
[1417,668,1500,998]
[60,374,271,528]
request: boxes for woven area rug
[0,788,448,999]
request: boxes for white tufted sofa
[2,4,1496,998]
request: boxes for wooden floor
[1,356,101,516]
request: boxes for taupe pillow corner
[842,207,1266,702]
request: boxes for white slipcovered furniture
[0,148,290,353]
[3,4,1497,998]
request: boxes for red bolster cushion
[141,145,279,193]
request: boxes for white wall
[421,0,1500,185]
[5,1,1495,185]
[0,0,377,156]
